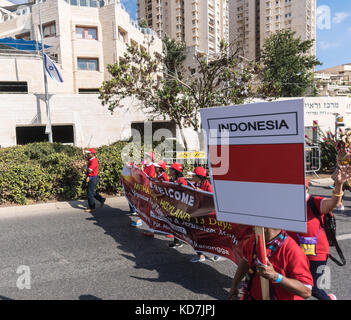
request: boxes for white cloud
[333,12,350,24]
[318,41,340,50]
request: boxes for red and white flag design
[201,99,307,233]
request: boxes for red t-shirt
[157,172,169,182]
[88,157,98,177]
[198,179,213,193]
[144,164,156,178]
[288,195,329,261]
[242,234,313,300]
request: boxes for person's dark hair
[156,167,165,173]
[175,170,183,179]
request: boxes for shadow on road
[85,204,233,300]
[79,294,103,300]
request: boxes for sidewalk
[0,196,127,218]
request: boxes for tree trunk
[178,123,189,151]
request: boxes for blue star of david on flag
[43,53,63,84]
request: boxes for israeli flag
[43,53,63,84]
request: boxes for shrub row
[0,142,130,205]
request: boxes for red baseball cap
[85,148,96,154]
[154,160,167,170]
[144,152,155,161]
[305,178,309,188]
[170,162,183,172]
[188,167,207,177]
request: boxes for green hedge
[0,141,203,205]
[0,142,131,205]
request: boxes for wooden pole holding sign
[254,226,270,300]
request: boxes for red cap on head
[144,152,155,161]
[171,162,183,173]
[154,160,167,170]
[190,167,207,177]
[86,148,96,154]
[305,178,309,188]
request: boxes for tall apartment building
[0,0,162,94]
[229,0,316,61]
[137,0,229,57]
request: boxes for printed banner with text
[120,165,253,265]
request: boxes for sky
[7,0,351,70]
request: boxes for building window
[76,26,98,40]
[15,32,31,40]
[90,0,98,7]
[70,0,78,5]
[80,0,87,6]
[78,88,100,93]
[16,125,74,145]
[42,22,56,38]
[118,27,128,43]
[0,81,28,93]
[77,58,99,71]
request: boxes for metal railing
[305,145,321,177]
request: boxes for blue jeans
[87,176,104,209]
[309,259,331,300]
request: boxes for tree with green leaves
[259,30,322,98]
[138,19,148,28]
[99,38,259,149]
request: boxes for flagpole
[38,0,53,143]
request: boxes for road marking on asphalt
[336,234,351,241]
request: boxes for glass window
[70,0,78,5]
[87,59,98,70]
[87,28,97,39]
[43,23,56,38]
[76,27,85,39]
[77,58,87,70]
[77,58,98,71]
[80,0,87,6]
[76,27,97,40]
[90,0,98,7]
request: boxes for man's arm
[257,260,311,299]
[321,165,351,214]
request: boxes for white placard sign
[200,99,307,233]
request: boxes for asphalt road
[0,185,349,300]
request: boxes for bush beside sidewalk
[0,142,128,205]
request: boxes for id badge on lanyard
[297,233,319,256]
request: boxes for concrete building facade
[137,0,229,57]
[315,64,351,97]
[0,0,162,94]
[229,0,316,61]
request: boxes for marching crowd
[84,148,351,300]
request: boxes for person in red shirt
[229,228,313,300]
[154,161,169,182]
[289,165,351,300]
[169,162,187,186]
[143,152,156,178]
[188,166,213,193]
[84,148,106,213]
[131,152,156,228]
[168,162,187,248]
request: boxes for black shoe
[169,242,183,248]
[129,211,138,216]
